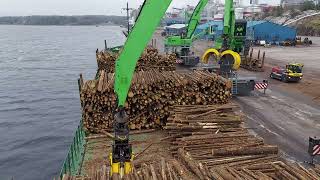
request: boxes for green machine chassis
[164,0,209,47]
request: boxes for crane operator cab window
[235,20,247,37]
[286,65,303,73]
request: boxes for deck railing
[59,76,86,179]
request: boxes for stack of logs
[60,150,320,180]
[60,104,320,179]
[162,104,320,179]
[165,104,280,174]
[80,70,232,133]
[96,47,177,73]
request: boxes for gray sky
[0,0,200,16]
[0,0,279,16]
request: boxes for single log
[160,158,167,180]
[142,164,151,180]
[214,167,235,180]
[171,159,195,179]
[149,164,158,180]
[177,148,204,180]
[210,145,278,156]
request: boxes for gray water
[0,25,125,180]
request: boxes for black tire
[270,73,274,79]
[281,75,287,82]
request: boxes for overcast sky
[0,0,279,16]
[0,0,198,16]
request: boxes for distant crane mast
[122,2,133,34]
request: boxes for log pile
[60,151,320,180]
[96,47,176,73]
[164,104,280,173]
[80,70,232,133]
[60,156,197,180]
[208,161,320,180]
[60,104,320,179]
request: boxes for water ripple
[0,25,125,180]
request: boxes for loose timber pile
[60,156,197,180]
[165,104,280,173]
[60,149,320,180]
[60,105,320,179]
[80,70,232,133]
[96,47,176,73]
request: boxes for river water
[0,25,125,180]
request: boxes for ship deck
[80,130,172,177]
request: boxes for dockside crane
[109,0,172,178]
[164,0,210,66]
[201,0,254,95]
[202,0,247,72]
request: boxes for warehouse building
[247,21,297,44]
[195,20,297,44]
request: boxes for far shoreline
[0,24,125,27]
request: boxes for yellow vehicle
[270,63,304,82]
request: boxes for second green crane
[164,0,210,66]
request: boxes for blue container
[247,21,297,44]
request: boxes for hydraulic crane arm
[110,0,172,177]
[222,0,235,38]
[115,0,172,107]
[186,0,209,39]
[215,0,235,50]
[164,0,208,47]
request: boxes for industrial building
[247,21,297,44]
[194,20,297,44]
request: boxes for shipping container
[247,21,297,44]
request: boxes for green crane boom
[164,0,209,47]
[110,0,172,177]
[115,0,172,107]
[215,0,235,51]
[186,0,208,38]
[215,0,246,53]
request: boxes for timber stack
[61,104,320,179]
[165,104,280,174]
[162,104,320,179]
[80,70,232,133]
[61,150,320,180]
[96,47,176,73]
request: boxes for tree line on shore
[0,15,127,26]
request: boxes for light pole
[122,2,133,34]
